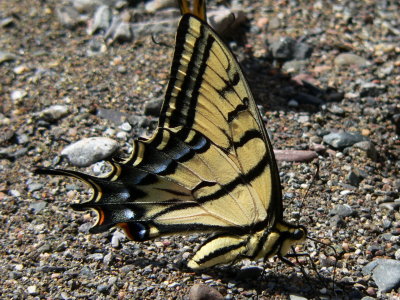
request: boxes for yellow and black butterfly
[36,0,307,270]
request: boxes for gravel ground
[1,0,399,299]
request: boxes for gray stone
[0,51,17,63]
[329,204,354,217]
[328,104,345,116]
[29,201,47,213]
[293,42,313,60]
[271,37,296,62]
[360,82,386,97]
[38,105,69,122]
[353,141,377,161]
[323,132,367,149]
[282,60,308,73]
[61,137,118,167]
[334,53,370,67]
[362,259,400,292]
[88,5,112,35]
[347,168,367,187]
[189,284,224,300]
[56,5,84,28]
[145,0,176,13]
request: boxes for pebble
[360,82,386,97]
[0,51,17,63]
[334,53,370,67]
[362,259,400,292]
[119,122,132,132]
[27,285,38,296]
[323,132,367,149]
[189,284,224,300]
[61,137,119,167]
[73,0,109,13]
[105,15,133,44]
[29,201,47,213]
[327,104,345,116]
[37,105,69,122]
[270,37,296,62]
[274,150,317,162]
[208,8,246,36]
[346,168,367,187]
[13,65,30,74]
[56,5,84,28]
[10,90,27,102]
[282,60,308,74]
[145,0,176,13]
[329,204,354,217]
[111,230,126,248]
[88,5,111,35]
[289,295,308,300]
[353,141,378,161]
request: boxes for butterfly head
[276,222,307,257]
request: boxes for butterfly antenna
[307,236,338,296]
[151,34,173,49]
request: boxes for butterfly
[36,0,307,270]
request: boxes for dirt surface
[1,0,399,299]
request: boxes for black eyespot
[292,229,304,240]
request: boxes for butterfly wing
[36,6,305,270]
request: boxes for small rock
[73,0,109,13]
[334,53,370,67]
[29,201,47,213]
[105,16,133,44]
[27,285,38,296]
[88,5,111,35]
[189,284,224,300]
[274,150,317,162]
[119,122,132,132]
[103,252,114,266]
[38,105,69,122]
[28,182,44,192]
[362,259,400,292]
[145,0,176,13]
[270,37,296,62]
[347,168,367,187]
[293,42,313,60]
[282,60,308,73]
[13,65,30,74]
[56,5,83,28]
[360,82,386,97]
[0,51,17,63]
[88,253,104,261]
[86,38,107,56]
[329,204,354,217]
[328,104,345,116]
[111,230,126,248]
[323,132,367,149]
[208,8,246,36]
[289,295,308,300]
[353,141,377,161]
[11,90,27,102]
[61,137,119,167]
